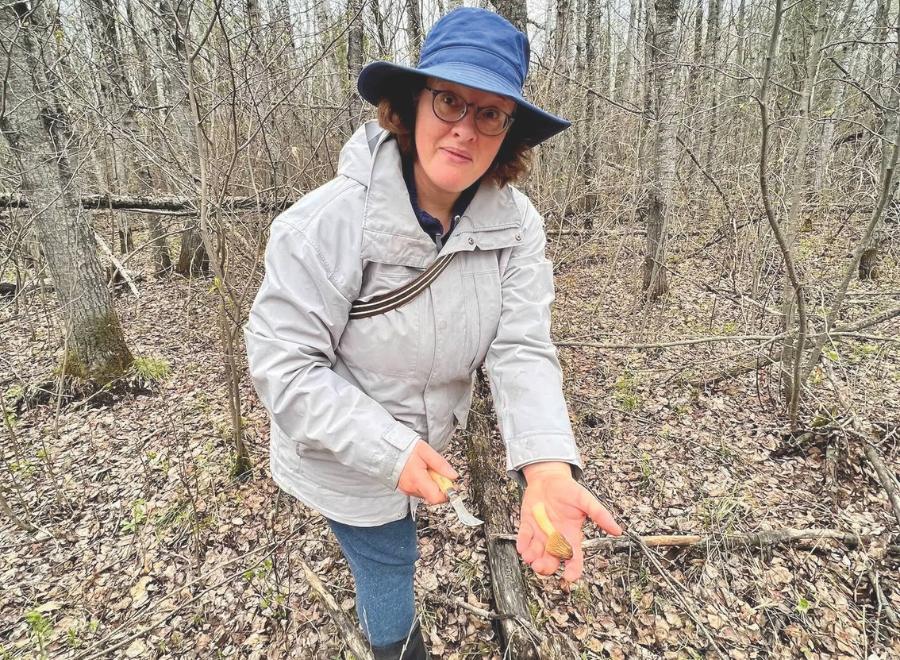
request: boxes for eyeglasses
[424,87,515,136]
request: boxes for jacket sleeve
[244,217,419,489]
[484,201,583,483]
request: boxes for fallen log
[0,192,296,213]
[463,371,540,660]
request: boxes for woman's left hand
[516,462,623,582]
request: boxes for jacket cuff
[506,433,584,488]
[379,422,420,488]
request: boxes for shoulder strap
[352,123,451,319]
[349,252,457,319]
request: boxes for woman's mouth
[441,147,472,163]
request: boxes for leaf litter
[0,225,898,659]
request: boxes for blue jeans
[327,514,419,647]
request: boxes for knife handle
[427,469,454,494]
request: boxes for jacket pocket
[299,448,395,497]
[466,270,502,372]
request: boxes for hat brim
[357,61,570,147]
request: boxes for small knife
[428,469,483,527]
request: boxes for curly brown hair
[375,74,532,187]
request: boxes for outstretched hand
[397,439,459,504]
[516,462,622,582]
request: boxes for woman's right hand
[397,440,459,504]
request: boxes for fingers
[561,525,585,582]
[418,472,448,504]
[531,553,561,576]
[417,442,459,481]
[577,488,623,536]
[516,519,546,565]
[397,441,455,503]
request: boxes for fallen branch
[863,443,900,529]
[491,527,866,552]
[557,334,777,350]
[299,557,373,660]
[94,232,140,297]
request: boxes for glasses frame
[423,86,516,136]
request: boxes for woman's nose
[451,109,478,140]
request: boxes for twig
[868,568,900,628]
[627,531,728,658]
[863,443,900,529]
[423,592,511,621]
[74,530,303,659]
[755,0,807,428]
[557,334,779,350]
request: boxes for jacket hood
[336,121,523,268]
[336,122,383,187]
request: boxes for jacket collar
[339,122,522,267]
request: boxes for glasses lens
[433,90,465,121]
[475,108,509,136]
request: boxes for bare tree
[407,0,423,61]
[641,0,681,300]
[347,0,364,129]
[1,2,132,381]
[158,0,209,277]
[490,0,527,32]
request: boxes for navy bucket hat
[357,7,570,147]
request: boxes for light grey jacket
[244,122,581,526]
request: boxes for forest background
[1,0,899,658]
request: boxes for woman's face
[413,78,516,198]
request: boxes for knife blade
[427,469,483,527]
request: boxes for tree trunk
[83,0,166,273]
[1,2,132,381]
[406,0,422,62]
[859,5,899,280]
[124,0,171,273]
[176,224,210,276]
[701,0,722,170]
[687,0,703,111]
[778,0,827,403]
[641,0,681,301]
[580,0,599,179]
[157,0,209,277]
[369,0,390,59]
[346,0,364,131]
[553,0,571,65]
[491,0,528,32]
[614,0,640,102]
[814,0,858,195]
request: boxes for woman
[245,8,622,659]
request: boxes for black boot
[371,622,430,660]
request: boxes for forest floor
[1,220,899,659]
